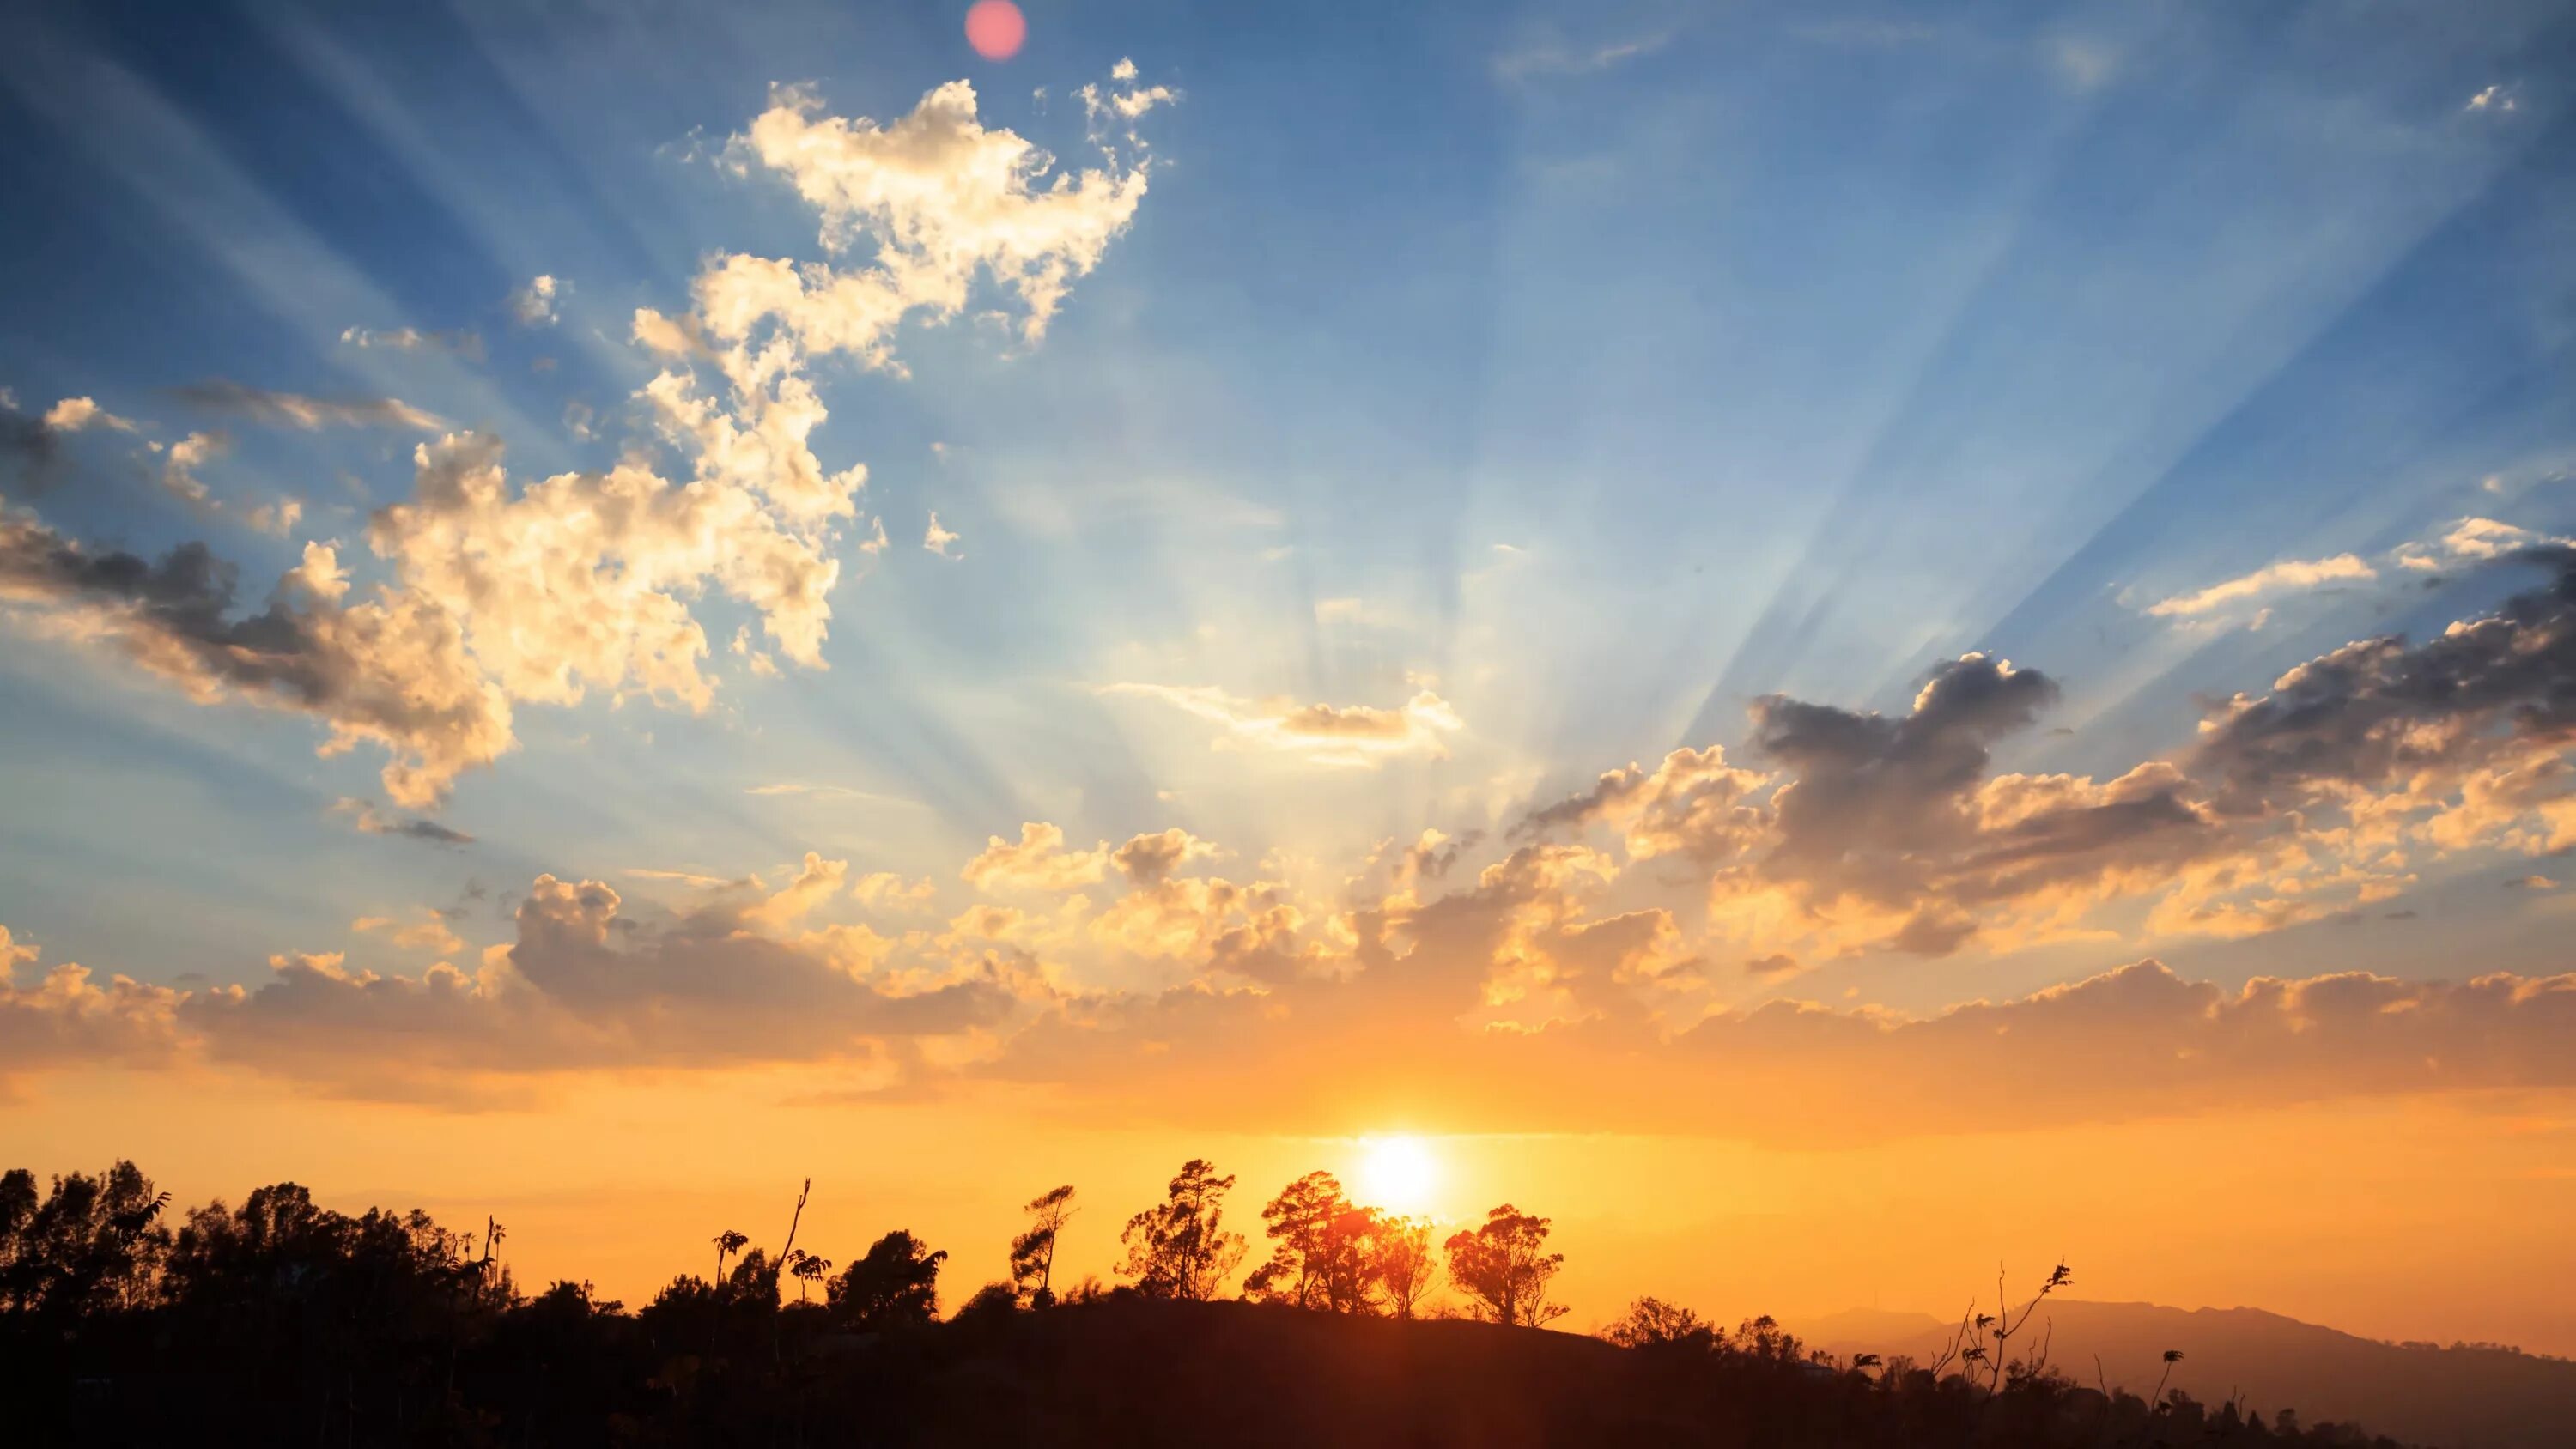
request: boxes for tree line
[2,1158,2413,1446]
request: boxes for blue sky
[3,0,2573,1038]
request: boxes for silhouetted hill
[16,1292,2459,1447]
[7,1160,2538,1446]
[1803,1300,2576,1449]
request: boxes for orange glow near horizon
[15,1070,2573,1356]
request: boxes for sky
[3,0,2575,1355]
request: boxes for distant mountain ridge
[1797,1299,2576,1449]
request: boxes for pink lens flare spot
[964,0,1026,61]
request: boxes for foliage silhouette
[1008,1184,1076,1307]
[1117,1158,1246,1302]
[0,1158,2488,1446]
[1443,1203,1568,1328]
[829,1230,947,1328]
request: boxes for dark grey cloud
[0,512,511,808]
[0,407,62,497]
[2192,549,2576,815]
[333,797,476,846]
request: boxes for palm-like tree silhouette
[2151,1349,2186,1410]
[712,1228,749,1282]
[784,1249,831,1304]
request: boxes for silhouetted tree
[711,1227,748,1282]
[1370,1215,1438,1320]
[1246,1171,1388,1313]
[785,1248,830,1303]
[2154,1348,2185,1410]
[1009,1185,1077,1307]
[1728,1313,1803,1361]
[829,1229,947,1327]
[1603,1296,1716,1350]
[726,1246,781,1307]
[0,1159,2443,1449]
[1444,1203,1567,1328]
[1979,1260,2071,1391]
[0,1161,169,1316]
[952,1281,1020,1326]
[1118,1159,1245,1302]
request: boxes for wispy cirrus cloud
[175,379,448,433]
[1492,27,1674,81]
[341,324,484,360]
[2144,553,2377,617]
[1101,682,1465,766]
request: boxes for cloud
[924,511,963,559]
[158,430,224,503]
[624,73,1160,545]
[2145,554,2377,618]
[341,325,484,360]
[175,380,448,433]
[352,909,465,956]
[2465,84,2518,113]
[2421,516,2569,562]
[509,275,564,326]
[732,77,1153,344]
[42,397,138,433]
[1493,28,1672,80]
[624,868,750,889]
[1516,745,1770,862]
[0,924,183,1093]
[1078,58,1178,130]
[1,403,64,495]
[1506,550,2576,961]
[2190,548,2576,827]
[332,796,475,846]
[2150,518,2568,610]
[1101,683,1466,766]
[242,497,302,537]
[854,871,939,909]
[178,872,1018,1100]
[368,431,847,713]
[1092,870,1307,976]
[1516,653,2248,959]
[986,834,2576,1141]
[742,850,848,928]
[963,822,1110,891]
[744,781,914,805]
[0,518,513,809]
[1110,828,1222,887]
[3,76,1166,813]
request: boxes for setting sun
[1353,1135,1441,1216]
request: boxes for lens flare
[964,0,1026,61]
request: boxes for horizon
[5,0,2575,1382]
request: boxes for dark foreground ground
[9,1294,2430,1448]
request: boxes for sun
[1353,1134,1440,1216]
